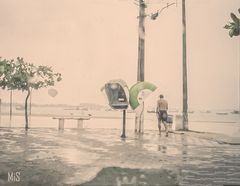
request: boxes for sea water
[0,108,239,136]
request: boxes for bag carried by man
[158,111,173,124]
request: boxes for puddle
[26,151,54,161]
[54,148,100,165]
[10,145,24,153]
[64,167,102,185]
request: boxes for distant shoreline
[0,112,137,120]
[0,112,238,124]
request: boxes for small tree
[224,8,240,37]
[0,58,15,125]
[0,58,6,77]
[0,58,15,84]
[0,58,10,125]
[0,57,62,130]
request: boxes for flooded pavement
[0,128,240,186]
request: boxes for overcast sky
[0,0,240,110]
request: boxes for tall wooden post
[136,0,146,133]
[238,37,240,114]
[182,0,188,130]
[137,0,146,82]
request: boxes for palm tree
[224,9,240,113]
[224,9,240,37]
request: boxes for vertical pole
[238,37,240,125]
[136,0,146,133]
[29,89,32,127]
[182,0,188,130]
[137,0,146,82]
[121,110,126,138]
[10,90,12,127]
[141,101,144,133]
[0,98,1,127]
[238,37,240,114]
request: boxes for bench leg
[58,119,65,130]
[77,120,83,129]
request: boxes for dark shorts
[158,111,168,122]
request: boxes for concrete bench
[53,116,91,130]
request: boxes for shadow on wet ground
[0,128,240,186]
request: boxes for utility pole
[135,0,146,133]
[237,36,240,115]
[182,0,188,130]
[137,0,146,82]
[238,37,240,114]
[135,0,177,133]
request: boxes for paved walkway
[0,128,240,186]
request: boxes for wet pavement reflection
[0,128,240,185]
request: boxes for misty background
[0,0,239,110]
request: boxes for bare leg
[158,119,161,135]
[163,122,168,137]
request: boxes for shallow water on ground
[0,128,240,185]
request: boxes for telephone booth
[104,81,128,110]
[102,79,129,138]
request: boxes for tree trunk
[25,89,31,130]
[182,0,189,130]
